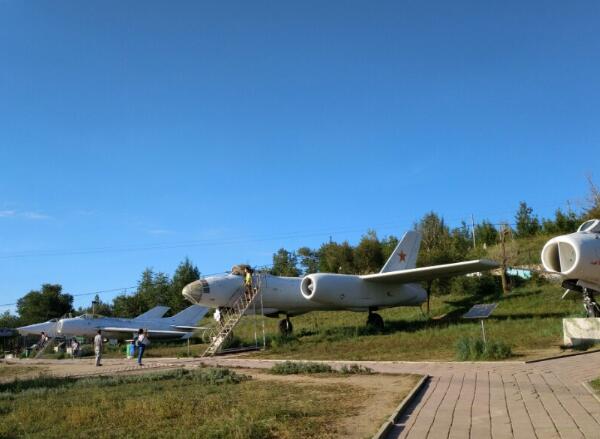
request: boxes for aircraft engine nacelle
[300,273,365,306]
[541,219,600,288]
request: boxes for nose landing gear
[583,288,600,317]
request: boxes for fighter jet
[16,306,171,338]
[55,304,209,340]
[541,218,600,316]
[182,231,499,333]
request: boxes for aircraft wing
[361,259,499,284]
[102,327,189,336]
[171,325,210,330]
[133,306,170,321]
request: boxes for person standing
[136,328,149,366]
[71,338,80,358]
[244,266,253,300]
[94,330,103,367]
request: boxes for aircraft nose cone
[182,280,204,304]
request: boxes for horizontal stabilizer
[362,259,499,284]
[134,306,170,321]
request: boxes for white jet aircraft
[541,219,600,316]
[182,231,499,333]
[55,304,209,340]
[17,306,171,338]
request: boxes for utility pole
[500,224,511,294]
[471,214,476,249]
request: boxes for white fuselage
[56,315,189,340]
[182,273,427,317]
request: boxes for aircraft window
[579,219,600,233]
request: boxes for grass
[0,365,42,382]
[0,367,364,438]
[590,378,600,395]
[232,281,583,361]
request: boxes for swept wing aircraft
[182,231,499,333]
[55,304,209,340]
[541,218,600,316]
[16,305,172,338]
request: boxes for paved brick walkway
[196,354,600,439]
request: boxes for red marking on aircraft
[399,251,407,262]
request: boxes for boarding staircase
[34,337,54,358]
[201,273,264,357]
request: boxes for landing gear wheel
[583,288,600,317]
[278,318,293,336]
[367,312,384,331]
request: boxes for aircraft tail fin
[380,231,421,273]
[134,306,170,321]
[170,305,209,326]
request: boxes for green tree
[112,293,144,318]
[416,212,454,312]
[271,248,300,277]
[584,176,600,220]
[77,294,113,316]
[380,235,399,261]
[0,311,20,328]
[169,258,200,313]
[16,284,73,325]
[474,220,498,247]
[515,201,540,237]
[354,230,384,274]
[450,222,472,260]
[318,241,355,274]
[297,247,319,274]
[542,208,579,235]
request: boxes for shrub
[339,364,373,375]
[455,336,512,361]
[0,367,247,396]
[270,361,332,375]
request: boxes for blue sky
[1,1,599,311]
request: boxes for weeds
[271,361,333,374]
[270,361,373,375]
[339,364,373,375]
[455,336,512,361]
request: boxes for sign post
[462,303,498,344]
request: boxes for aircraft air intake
[541,238,578,274]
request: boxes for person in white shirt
[136,328,149,366]
[93,330,103,367]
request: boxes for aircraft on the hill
[541,218,600,317]
[182,231,499,334]
[54,304,209,340]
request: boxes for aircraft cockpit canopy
[77,314,105,320]
[578,219,600,233]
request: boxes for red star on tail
[398,251,407,262]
